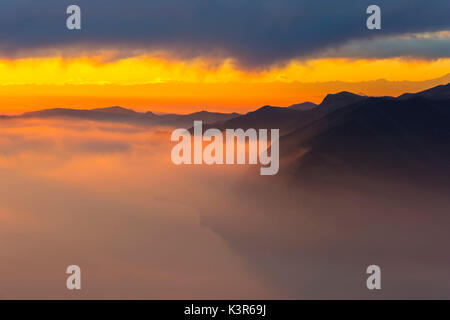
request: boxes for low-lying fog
[0,118,449,299]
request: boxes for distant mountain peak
[189,110,211,116]
[323,91,362,99]
[92,106,137,114]
[255,105,284,112]
[319,91,366,111]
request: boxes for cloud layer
[1,0,449,66]
[0,118,271,299]
[2,117,450,298]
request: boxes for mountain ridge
[2,83,449,132]
[4,107,240,128]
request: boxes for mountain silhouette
[3,84,450,183]
[92,106,139,115]
[190,82,450,188]
[279,92,450,188]
[200,105,322,134]
[6,107,240,127]
[318,91,367,111]
[200,91,368,134]
[398,83,450,100]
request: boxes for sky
[0,0,449,114]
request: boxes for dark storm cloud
[321,34,450,59]
[1,0,449,66]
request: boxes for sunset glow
[0,56,449,114]
[1,56,449,85]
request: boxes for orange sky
[0,55,449,114]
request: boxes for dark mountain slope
[202,91,367,135]
[288,101,317,111]
[198,105,323,135]
[398,83,450,100]
[280,96,450,187]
